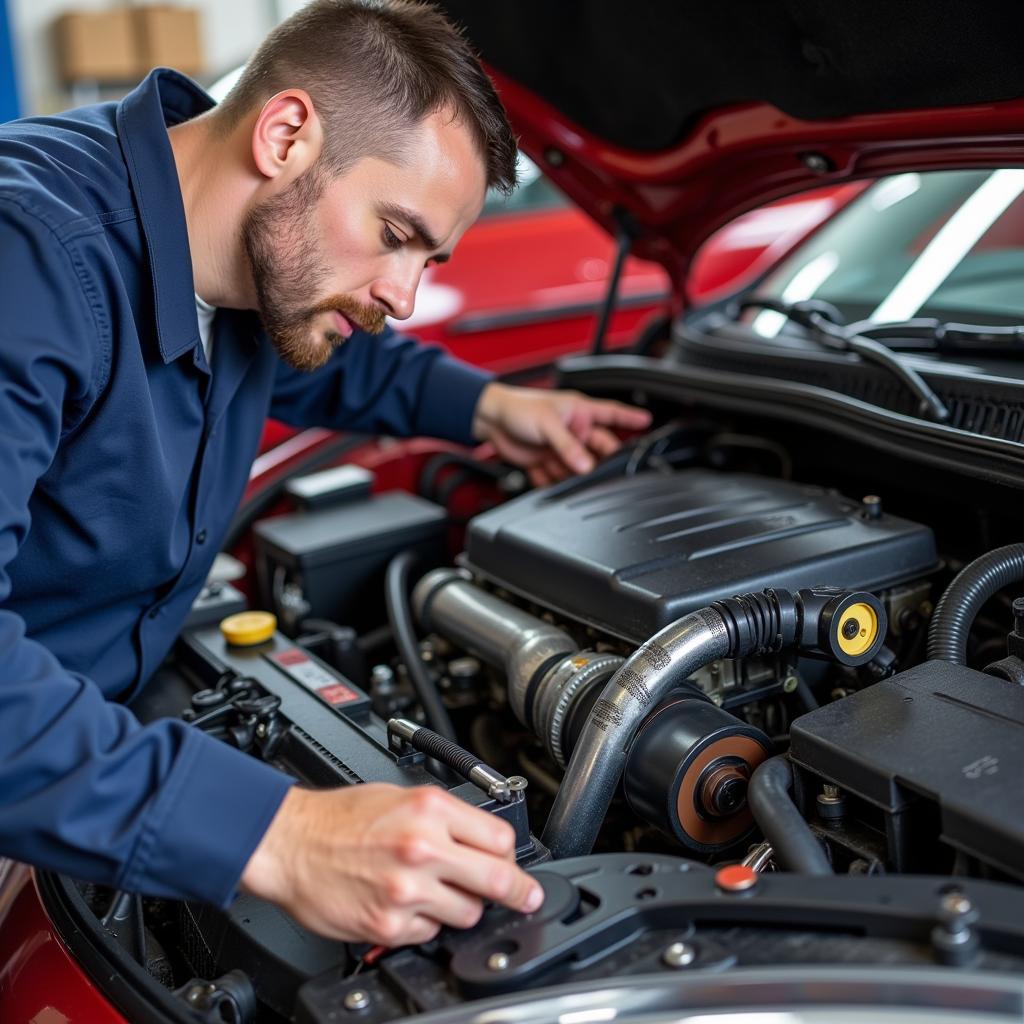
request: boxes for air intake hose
[927,543,1024,664]
[541,587,885,859]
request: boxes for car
[6,4,1024,1023]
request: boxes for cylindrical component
[623,696,771,854]
[385,552,456,740]
[414,569,577,726]
[542,608,732,859]
[928,544,1024,664]
[748,756,832,874]
[388,718,519,801]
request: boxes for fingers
[437,844,543,914]
[442,792,517,858]
[586,425,622,459]
[585,398,653,430]
[540,412,594,475]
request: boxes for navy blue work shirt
[0,69,492,905]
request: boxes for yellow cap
[836,602,878,658]
[220,611,277,647]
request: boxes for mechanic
[0,0,650,945]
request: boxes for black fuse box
[253,492,447,632]
[790,659,1024,878]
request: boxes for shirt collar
[116,68,214,364]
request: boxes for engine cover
[464,469,937,642]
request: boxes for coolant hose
[748,755,832,874]
[927,543,1024,664]
[384,551,456,741]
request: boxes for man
[0,0,650,945]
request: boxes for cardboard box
[133,6,203,77]
[54,10,138,83]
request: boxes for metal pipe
[413,568,577,725]
[541,608,731,858]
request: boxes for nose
[370,261,423,321]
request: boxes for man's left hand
[472,382,652,487]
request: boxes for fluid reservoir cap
[220,611,277,647]
[836,601,879,659]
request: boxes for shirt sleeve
[0,200,292,906]
[268,324,494,444]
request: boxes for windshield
[748,169,1024,337]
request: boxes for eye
[382,223,404,250]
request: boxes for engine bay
[39,424,1024,1023]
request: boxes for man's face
[242,110,487,371]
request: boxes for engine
[414,467,937,859]
[57,458,1024,1023]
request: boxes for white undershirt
[195,293,216,366]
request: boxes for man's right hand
[240,783,545,945]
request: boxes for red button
[715,865,758,892]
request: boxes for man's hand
[241,783,543,945]
[472,382,652,487]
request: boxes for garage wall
[9,0,280,114]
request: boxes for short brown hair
[216,0,518,195]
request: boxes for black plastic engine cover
[464,469,937,642]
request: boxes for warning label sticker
[268,648,364,706]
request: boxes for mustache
[306,294,388,336]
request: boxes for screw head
[662,941,696,968]
[941,893,974,917]
[344,989,371,1011]
[487,951,511,971]
[782,674,799,693]
[802,151,834,174]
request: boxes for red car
[7,4,1024,1022]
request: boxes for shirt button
[196,529,208,545]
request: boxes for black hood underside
[437,0,1024,151]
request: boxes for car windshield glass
[746,169,1024,338]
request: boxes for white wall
[10,0,280,114]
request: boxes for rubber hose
[927,543,1024,664]
[384,551,456,741]
[748,756,832,874]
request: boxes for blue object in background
[0,0,19,122]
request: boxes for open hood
[438,0,1024,286]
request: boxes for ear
[250,89,324,183]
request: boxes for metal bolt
[802,151,834,174]
[256,723,267,738]
[344,989,371,1012]
[842,618,860,640]
[942,893,973,917]
[822,784,840,800]
[487,951,511,971]
[662,941,696,968]
[782,674,799,693]
[862,494,883,519]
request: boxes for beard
[241,169,387,372]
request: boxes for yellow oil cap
[836,602,878,658]
[220,611,277,647]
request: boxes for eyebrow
[379,202,451,263]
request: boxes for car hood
[438,0,1024,287]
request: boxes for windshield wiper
[844,317,1024,355]
[738,298,950,423]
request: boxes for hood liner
[439,0,1024,153]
